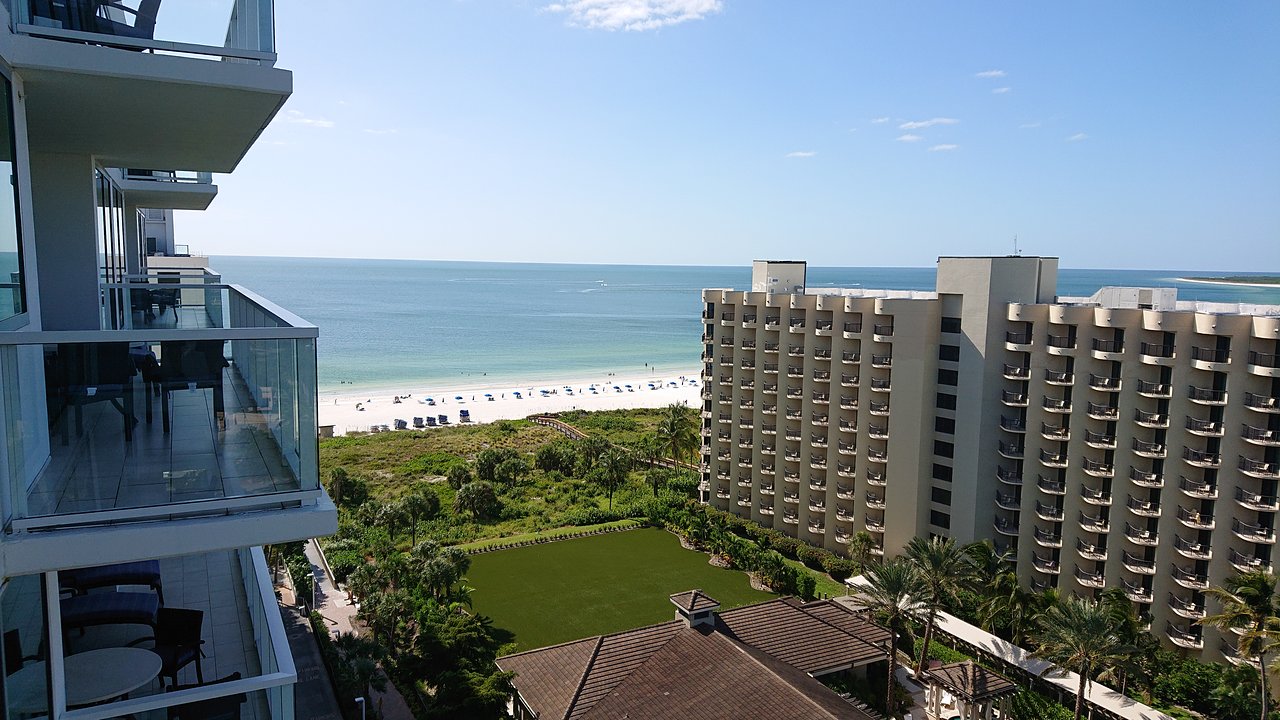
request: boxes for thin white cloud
[991,87,1011,94]
[929,144,959,152]
[896,134,924,143]
[870,117,890,124]
[363,128,399,135]
[543,0,722,31]
[1018,121,1042,129]
[975,69,1007,78]
[899,118,959,130]
[283,110,335,129]
[785,151,816,158]
[1066,132,1088,142]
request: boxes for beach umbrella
[483,393,492,397]
[455,395,463,401]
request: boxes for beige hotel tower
[701,257,1280,660]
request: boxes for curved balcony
[783,450,801,462]
[1177,506,1215,530]
[808,521,827,535]
[1003,391,1030,407]
[1237,487,1280,511]
[783,472,800,482]
[1045,369,1074,386]
[997,467,1023,485]
[762,383,778,394]
[1003,363,1030,380]
[1248,350,1280,377]
[836,463,855,478]
[808,499,826,511]
[1032,554,1061,575]
[1191,346,1231,370]
[837,441,856,456]
[869,378,892,393]
[812,392,830,405]
[1085,430,1117,449]
[1185,417,1224,437]
[760,483,776,495]
[1173,535,1211,560]
[866,448,888,464]
[737,494,752,507]
[1134,409,1169,428]
[763,341,780,353]
[1232,519,1277,544]
[1036,501,1064,521]
[761,425,777,436]
[1179,476,1218,499]
[994,517,1020,537]
[1079,512,1109,533]
[1005,331,1033,351]
[1122,550,1156,575]
[1083,458,1114,478]
[1139,342,1175,364]
[1126,495,1161,518]
[811,414,829,427]
[812,370,831,381]
[870,354,892,368]
[1130,467,1164,488]
[1041,423,1071,441]
[1001,417,1027,433]
[762,404,777,415]
[868,401,890,416]
[738,476,753,486]
[1043,397,1071,414]
[999,441,1025,459]
[1087,402,1119,420]
[1229,547,1270,573]
[716,486,730,499]
[815,321,834,337]
[1171,565,1209,590]
[1244,425,1280,446]
[786,366,804,378]
[1136,380,1173,398]
[720,312,737,326]
[1077,539,1107,561]
[1183,448,1221,468]
[809,459,828,470]
[842,321,862,337]
[741,315,758,330]
[763,363,779,375]
[1245,392,1280,413]
[1124,522,1158,546]
[842,352,861,364]
[1132,439,1166,458]
[1037,476,1066,495]
[836,484,854,500]
[868,425,889,439]
[1091,338,1125,359]
[1046,334,1076,354]
[1169,593,1206,620]
[1240,457,1280,479]
[1074,566,1105,588]
[996,492,1022,511]
[1035,527,1063,548]
[1120,578,1153,603]
[873,324,895,341]
[834,529,852,544]
[1081,487,1112,506]
[840,374,859,387]
[1089,374,1122,392]
[866,492,886,510]
[1188,386,1228,405]
[783,493,800,504]
[782,513,799,525]
[865,517,885,533]
[866,470,886,486]
[1166,622,1204,650]
[808,479,827,492]
[838,420,856,434]
[759,504,775,516]
[788,321,806,334]
[839,397,859,411]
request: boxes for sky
[170,1,1279,270]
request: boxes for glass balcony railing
[0,285,319,532]
[6,0,276,62]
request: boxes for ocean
[208,257,1280,394]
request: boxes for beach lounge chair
[459,410,471,423]
[425,416,437,427]
[412,417,425,429]
[61,560,164,605]
[437,414,449,425]
[159,340,228,433]
[393,419,407,430]
[61,590,159,634]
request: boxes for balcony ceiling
[117,176,219,210]
[11,36,291,172]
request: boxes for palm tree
[595,448,632,511]
[401,491,440,546]
[656,402,698,465]
[333,632,388,705]
[1032,595,1133,720]
[846,530,875,570]
[905,535,979,674]
[858,558,927,717]
[1199,570,1280,720]
[977,569,1038,646]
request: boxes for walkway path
[280,603,342,720]
[305,539,417,720]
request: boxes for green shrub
[327,549,364,584]
[559,507,623,526]
[1009,689,1074,720]
[797,545,827,571]
[476,448,521,482]
[535,441,578,476]
[822,557,858,581]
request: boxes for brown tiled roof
[926,660,1018,702]
[498,594,891,720]
[717,598,889,674]
[669,589,720,613]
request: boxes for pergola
[922,660,1018,720]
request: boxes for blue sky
[174,1,1279,270]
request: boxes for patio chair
[167,672,245,720]
[90,0,162,40]
[151,271,181,321]
[4,629,41,676]
[56,342,137,444]
[60,560,164,605]
[138,607,206,687]
[61,590,159,635]
[159,340,228,433]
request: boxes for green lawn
[468,527,771,651]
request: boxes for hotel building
[0,2,335,717]
[702,258,1280,660]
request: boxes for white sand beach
[1176,277,1280,289]
[319,369,703,435]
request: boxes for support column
[30,152,99,330]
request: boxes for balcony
[1085,430,1117,449]
[1178,476,1217,499]
[763,363,779,375]
[1130,467,1164,488]
[996,467,1023,485]
[1036,501,1063,521]
[836,484,854,500]
[1041,423,1070,441]
[840,374,859,387]
[836,505,855,521]
[1003,363,1030,380]
[1191,345,1231,369]
[1086,402,1119,420]
[1122,550,1156,575]
[1134,409,1168,428]
[762,383,778,394]
[1046,334,1075,353]
[1236,487,1280,512]
[1032,554,1061,575]
[1140,342,1175,363]
[866,516,886,533]
[843,321,863,336]
[1135,380,1173,398]
[1,288,333,550]
[1042,397,1071,413]
[1240,457,1280,478]
[869,378,891,393]
[1074,566,1105,588]
[838,420,856,433]
[783,492,800,504]
[999,441,1025,459]
[814,349,832,361]
[1127,495,1161,518]
[1082,458,1114,478]
[1166,622,1204,650]
[116,169,219,211]
[1172,565,1209,590]
[866,470,887,486]
[835,528,852,543]
[1185,417,1224,436]
[764,317,781,329]
[1033,527,1062,549]
[1233,519,1277,544]
[761,425,777,436]
[868,425,889,439]
[1132,439,1166,458]
[996,491,1021,511]
[837,463,855,477]
[1002,391,1029,407]
[1079,512,1109,533]
[1077,538,1107,561]
[788,320,807,333]
[1005,331,1033,350]
[1089,374,1121,392]
[741,315,758,329]
[1091,338,1124,358]
[994,517,1019,536]
[872,323,895,340]
[1044,369,1074,385]
[812,414,829,427]
[715,485,730,498]
[762,404,777,415]
[1124,522,1157,547]
[1249,351,1280,377]
[842,352,861,364]
[1000,417,1027,433]
[812,392,830,405]
[868,401,889,415]
[1229,547,1270,573]
[1039,449,1068,468]
[1120,578,1153,603]
[870,354,892,368]
[1173,535,1212,560]
[866,492,886,510]
[759,504,775,516]
[1182,447,1221,468]
[839,397,859,411]
[1177,506,1215,530]
[786,366,804,378]
[1188,386,1228,405]
[738,494,752,507]
[808,521,827,534]
[1081,487,1112,506]
[1169,593,1206,620]
[808,496,826,510]
[815,320,834,335]
[837,441,856,456]
[763,342,779,353]
[721,312,737,326]
[1244,425,1280,446]
[783,512,799,525]
[1037,476,1065,495]
[811,435,828,448]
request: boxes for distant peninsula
[1178,276,1280,287]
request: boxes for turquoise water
[208,257,1280,393]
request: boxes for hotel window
[937,369,958,386]
[933,440,954,458]
[0,76,24,323]
[941,317,962,334]
[930,510,951,529]
[936,392,956,410]
[931,487,952,505]
[939,344,960,362]
[934,416,955,435]
[932,463,952,482]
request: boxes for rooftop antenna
[1013,234,1021,257]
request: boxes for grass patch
[456,519,641,551]
[554,407,668,446]
[783,556,847,598]
[468,527,771,651]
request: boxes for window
[931,487,952,505]
[930,510,951,529]
[941,317,962,333]
[934,416,955,435]
[0,76,24,323]
[937,369,959,386]
[934,440,954,458]
[939,345,960,362]
[932,463,953,482]
[936,392,957,410]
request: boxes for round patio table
[7,646,163,713]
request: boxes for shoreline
[1176,277,1280,289]
[318,367,702,435]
